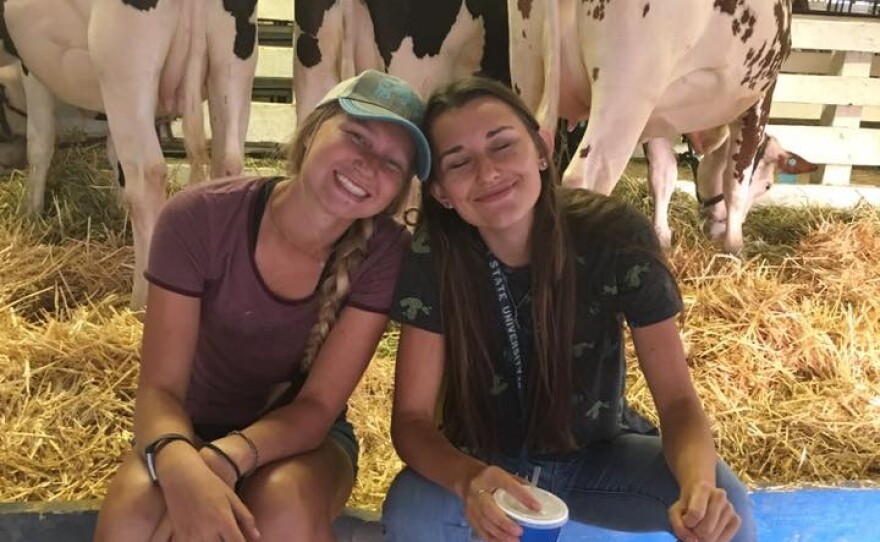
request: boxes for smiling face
[429,97,551,238]
[300,112,414,220]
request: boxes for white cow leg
[721,122,753,255]
[22,74,56,217]
[644,138,677,249]
[101,94,167,310]
[562,97,655,195]
[206,9,258,179]
[292,2,346,128]
[89,0,178,310]
[115,146,168,311]
[104,136,125,205]
[696,134,731,242]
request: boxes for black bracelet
[144,433,194,483]
[202,442,242,481]
[229,430,259,477]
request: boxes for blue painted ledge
[2,487,879,541]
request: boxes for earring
[442,200,454,209]
[539,158,548,171]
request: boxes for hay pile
[1,148,878,511]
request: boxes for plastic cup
[493,486,569,542]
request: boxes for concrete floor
[3,487,879,541]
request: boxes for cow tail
[536,0,560,134]
[181,0,209,183]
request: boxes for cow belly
[385,39,483,98]
[644,71,762,137]
[5,0,104,111]
[383,2,486,98]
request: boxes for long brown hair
[420,78,577,454]
[284,103,413,371]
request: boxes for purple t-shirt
[145,176,408,426]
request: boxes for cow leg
[562,98,656,195]
[89,0,180,310]
[721,112,763,255]
[22,73,56,217]
[293,3,346,126]
[207,1,258,179]
[696,133,731,242]
[104,135,126,204]
[644,138,677,249]
[103,126,167,310]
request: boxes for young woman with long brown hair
[94,70,430,542]
[382,77,756,542]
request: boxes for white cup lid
[494,486,569,528]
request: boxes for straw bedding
[1,146,878,510]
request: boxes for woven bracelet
[202,442,242,482]
[229,430,259,477]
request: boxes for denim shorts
[193,415,360,478]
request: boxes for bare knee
[94,452,164,542]
[248,466,333,527]
[242,445,354,540]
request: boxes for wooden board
[257,0,292,22]
[766,124,880,167]
[791,15,880,53]
[170,103,296,146]
[783,50,880,77]
[255,46,292,79]
[775,73,880,107]
[770,102,880,123]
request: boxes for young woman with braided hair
[94,70,431,542]
[381,77,756,542]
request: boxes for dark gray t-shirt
[390,193,682,455]
[146,176,408,426]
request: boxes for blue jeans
[382,433,756,541]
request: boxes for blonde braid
[301,217,376,371]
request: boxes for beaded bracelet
[202,442,242,481]
[229,430,260,477]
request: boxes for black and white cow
[293,0,510,124]
[0,0,259,308]
[510,0,800,253]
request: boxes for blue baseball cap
[317,70,432,181]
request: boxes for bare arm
[134,284,201,466]
[633,317,741,542]
[391,325,538,542]
[213,306,391,471]
[632,317,716,489]
[390,325,485,498]
[135,283,258,541]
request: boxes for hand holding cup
[465,466,542,542]
[494,485,569,542]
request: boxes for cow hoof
[722,240,745,257]
[130,282,148,313]
[21,203,43,220]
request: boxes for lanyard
[487,252,528,417]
